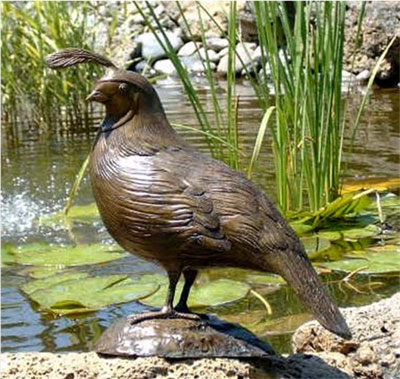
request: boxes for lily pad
[18,266,66,279]
[21,272,89,294]
[7,242,127,267]
[245,273,285,286]
[26,274,158,315]
[1,243,17,266]
[39,203,100,226]
[317,224,381,241]
[139,274,250,308]
[322,248,400,274]
[191,279,251,307]
[301,236,331,255]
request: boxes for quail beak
[85,90,109,103]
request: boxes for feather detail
[45,48,117,70]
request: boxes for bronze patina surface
[94,314,276,358]
[46,49,351,341]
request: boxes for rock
[238,0,258,42]
[207,37,229,52]
[135,31,183,61]
[258,65,272,81]
[94,315,275,358]
[133,60,156,76]
[191,60,216,73]
[217,55,230,75]
[161,1,248,41]
[153,59,177,76]
[251,45,263,65]
[342,70,357,83]
[344,2,400,87]
[217,42,256,76]
[292,292,400,378]
[198,47,220,63]
[0,352,351,378]
[356,69,371,83]
[178,41,202,56]
[218,46,229,59]
[180,55,216,73]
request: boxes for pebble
[198,47,220,63]
[153,59,177,75]
[217,43,255,75]
[178,41,202,57]
[217,47,229,59]
[356,69,371,82]
[190,60,216,73]
[206,37,229,52]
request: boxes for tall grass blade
[247,106,275,180]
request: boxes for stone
[207,37,229,52]
[135,31,183,61]
[251,45,263,65]
[356,70,371,83]
[218,46,229,59]
[342,70,357,83]
[191,60,216,73]
[178,41,202,57]
[344,2,400,87]
[153,59,177,76]
[292,292,400,378]
[133,60,155,75]
[198,47,220,63]
[0,352,352,379]
[238,0,258,42]
[258,65,272,81]
[160,2,240,40]
[217,42,256,76]
[180,55,216,73]
[94,315,275,358]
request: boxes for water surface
[1,80,399,353]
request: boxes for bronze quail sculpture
[46,49,351,339]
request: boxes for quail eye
[118,83,129,93]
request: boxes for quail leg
[129,270,201,325]
[175,269,197,313]
[175,269,208,319]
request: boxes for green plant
[253,2,348,212]
[138,1,391,218]
[134,1,243,166]
[1,1,103,132]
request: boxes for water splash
[1,192,43,237]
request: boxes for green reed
[1,1,103,133]
[135,1,243,167]
[253,2,349,212]
[137,1,375,214]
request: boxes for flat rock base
[93,314,275,358]
[0,352,351,379]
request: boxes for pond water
[1,79,399,354]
